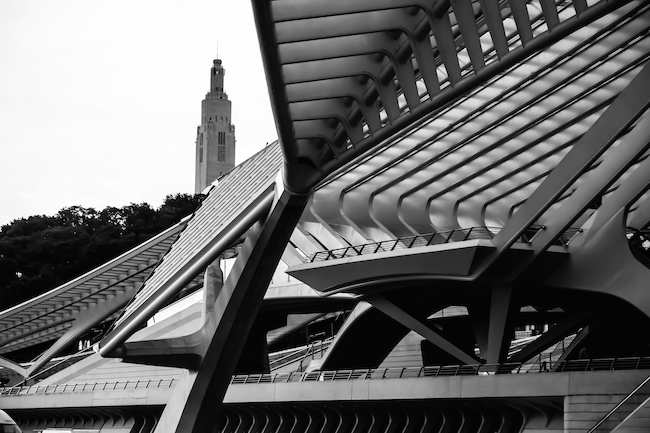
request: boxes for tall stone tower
[195,59,236,193]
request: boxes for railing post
[408,236,417,248]
[445,230,454,243]
[463,227,473,241]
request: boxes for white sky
[0,0,278,226]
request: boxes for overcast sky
[0,1,278,226]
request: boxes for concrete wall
[5,369,650,432]
[562,371,650,432]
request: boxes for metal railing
[554,357,650,372]
[0,378,178,396]
[270,339,332,372]
[307,226,582,263]
[3,357,649,397]
[230,356,650,385]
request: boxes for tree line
[0,193,204,310]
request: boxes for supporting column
[467,295,491,359]
[155,190,308,433]
[484,284,516,364]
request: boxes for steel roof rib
[302,2,649,239]
[254,0,630,194]
[311,3,581,191]
[311,2,616,223]
[431,65,644,228]
[486,62,650,263]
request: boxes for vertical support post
[484,284,515,365]
[154,190,308,433]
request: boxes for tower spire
[195,58,236,193]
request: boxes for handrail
[306,226,582,263]
[3,356,650,397]
[14,348,96,387]
[587,374,650,433]
[270,339,332,372]
[230,357,650,385]
[0,378,179,396]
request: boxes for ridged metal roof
[0,143,283,363]
[253,0,637,194]
[300,1,650,238]
[0,219,190,354]
[114,142,284,328]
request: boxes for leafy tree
[0,193,204,310]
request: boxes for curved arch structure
[2,1,650,432]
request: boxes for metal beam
[536,110,650,250]
[0,356,27,378]
[580,148,650,247]
[24,285,137,378]
[153,190,309,433]
[99,188,275,358]
[366,294,478,365]
[508,306,599,364]
[481,61,650,277]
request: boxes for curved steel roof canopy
[252,0,638,194]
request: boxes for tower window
[218,146,225,162]
[218,131,225,145]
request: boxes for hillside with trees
[0,193,204,310]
